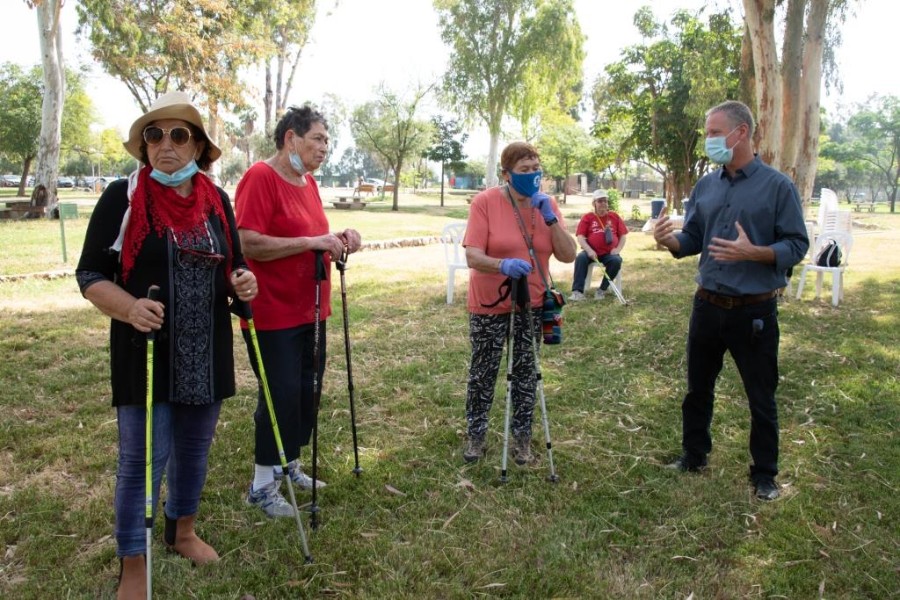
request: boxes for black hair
[273,105,329,150]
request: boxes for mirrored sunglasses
[143,126,193,147]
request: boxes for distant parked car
[57,176,75,188]
[1,175,19,187]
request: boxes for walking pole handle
[147,286,160,339]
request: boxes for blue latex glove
[499,258,532,279]
[531,192,557,224]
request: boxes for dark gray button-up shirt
[674,156,809,296]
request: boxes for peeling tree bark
[780,0,807,181]
[743,0,783,170]
[794,0,829,204]
[33,0,65,217]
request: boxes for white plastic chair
[794,231,853,307]
[442,222,468,304]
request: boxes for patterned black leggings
[466,309,541,439]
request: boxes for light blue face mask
[704,127,740,164]
[150,160,199,187]
[289,152,307,176]
[288,136,308,176]
[508,170,542,197]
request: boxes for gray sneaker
[274,461,327,490]
[594,289,607,300]
[568,290,586,302]
[246,481,296,518]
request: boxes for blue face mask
[508,170,542,197]
[704,127,739,164]
[289,151,307,176]
[150,160,199,187]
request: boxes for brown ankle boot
[117,555,146,600]
[164,514,219,565]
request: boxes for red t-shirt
[234,162,332,330]
[463,186,565,315]
[575,211,628,256]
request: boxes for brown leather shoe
[117,555,146,600]
[164,514,219,565]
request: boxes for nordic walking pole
[592,257,627,305]
[310,251,327,529]
[232,287,313,563]
[499,277,519,484]
[336,246,362,476]
[144,285,160,599]
[527,295,559,483]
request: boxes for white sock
[273,459,298,476]
[252,464,276,491]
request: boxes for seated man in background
[569,189,628,300]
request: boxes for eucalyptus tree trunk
[780,0,807,182]
[33,0,65,217]
[486,130,500,189]
[794,0,829,205]
[742,0,782,170]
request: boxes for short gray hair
[707,100,755,137]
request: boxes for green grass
[0,201,898,598]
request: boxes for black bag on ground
[815,240,842,267]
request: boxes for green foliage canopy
[435,0,584,185]
[593,8,741,204]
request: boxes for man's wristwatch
[544,217,558,226]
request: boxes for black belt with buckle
[696,288,777,309]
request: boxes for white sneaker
[569,290,586,302]
[274,460,327,490]
[594,289,607,300]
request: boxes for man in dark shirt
[654,100,809,501]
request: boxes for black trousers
[243,322,327,465]
[682,294,780,481]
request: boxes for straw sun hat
[123,91,222,163]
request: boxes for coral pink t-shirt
[234,162,332,330]
[463,186,565,315]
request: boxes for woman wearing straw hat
[76,91,257,598]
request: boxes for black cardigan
[77,178,247,407]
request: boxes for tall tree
[742,0,852,204]
[595,8,741,206]
[350,85,434,211]
[825,96,900,212]
[435,0,584,187]
[246,0,318,132]
[24,0,65,215]
[76,0,264,111]
[0,64,93,197]
[537,114,592,203]
[422,116,467,207]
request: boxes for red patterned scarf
[120,166,233,282]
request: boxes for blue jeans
[571,251,622,293]
[115,401,221,557]
[682,294,780,481]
